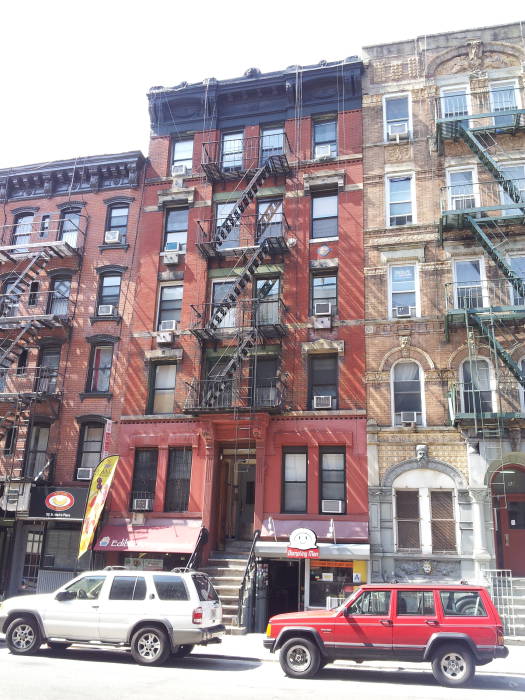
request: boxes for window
[257,199,283,242]
[59,209,81,247]
[39,215,50,238]
[347,590,391,616]
[311,193,338,239]
[311,273,337,314]
[192,573,219,602]
[25,424,50,479]
[106,205,129,243]
[260,126,284,163]
[501,165,525,216]
[87,345,113,393]
[164,208,188,252]
[447,169,477,210]
[1,279,20,317]
[387,175,414,226]
[3,427,17,456]
[384,94,410,140]
[431,491,456,552]
[395,490,421,551]
[37,346,60,393]
[28,281,39,306]
[222,131,243,171]
[21,532,44,592]
[461,359,493,414]
[98,274,121,309]
[109,576,147,600]
[397,590,435,616]
[48,277,71,316]
[390,265,417,318]
[42,527,80,571]
[252,356,279,407]
[490,81,519,128]
[441,87,469,129]
[12,213,33,248]
[157,285,183,329]
[150,363,176,414]
[454,259,484,309]
[392,361,423,425]
[165,448,192,511]
[309,355,338,409]
[16,349,28,375]
[77,423,104,475]
[212,281,236,328]
[256,278,280,325]
[282,449,307,513]
[439,590,487,617]
[131,448,158,503]
[320,448,345,512]
[65,575,105,600]
[153,575,188,601]
[172,138,193,172]
[510,256,525,305]
[205,358,233,408]
[215,203,240,248]
[313,120,337,158]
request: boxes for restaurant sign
[287,528,319,559]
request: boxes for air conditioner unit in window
[394,305,414,318]
[314,301,332,316]
[104,230,121,244]
[163,253,179,266]
[314,144,332,160]
[401,411,418,424]
[133,498,153,512]
[77,467,93,481]
[157,331,173,345]
[164,241,180,252]
[97,304,116,317]
[159,319,177,332]
[387,122,409,141]
[322,499,344,514]
[171,164,190,177]
[314,395,332,409]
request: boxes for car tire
[47,641,71,650]
[130,626,171,666]
[431,645,475,687]
[279,637,321,678]
[6,616,42,655]
[172,644,194,659]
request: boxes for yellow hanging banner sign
[78,455,119,559]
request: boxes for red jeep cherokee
[264,583,508,687]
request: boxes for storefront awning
[93,518,202,553]
[255,541,370,560]
[261,517,368,540]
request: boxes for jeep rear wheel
[279,637,320,678]
[6,616,42,655]
[130,626,170,666]
[431,645,475,687]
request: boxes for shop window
[165,448,192,512]
[282,449,307,513]
[309,560,354,608]
[42,527,81,571]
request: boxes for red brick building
[0,152,144,596]
[97,61,368,628]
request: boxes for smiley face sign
[287,528,319,558]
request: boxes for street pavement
[1,633,524,700]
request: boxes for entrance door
[492,466,525,575]
[237,463,255,540]
[268,560,301,618]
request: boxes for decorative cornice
[85,334,120,345]
[382,458,467,489]
[95,264,128,275]
[103,195,135,205]
[75,414,110,425]
[56,200,86,211]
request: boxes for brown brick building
[363,23,525,586]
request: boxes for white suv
[0,568,224,665]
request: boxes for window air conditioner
[132,498,153,512]
[163,253,179,266]
[157,331,173,345]
[77,468,93,481]
[387,122,409,141]
[314,143,332,160]
[400,411,417,424]
[314,301,332,316]
[159,319,177,332]
[394,305,413,318]
[104,230,122,244]
[314,395,332,409]
[171,164,190,177]
[164,241,180,252]
[322,499,344,514]
[97,304,116,317]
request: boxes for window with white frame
[282,449,307,513]
[510,255,525,305]
[387,175,414,227]
[461,358,493,414]
[447,169,477,211]
[157,285,183,329]
[490,80,520,128]
[441,86,469,128]
[150,363,177,414]
[454,259,484,309]
[164,208,188,252]
[384,94,410,141]
[311,193,338,239]
[171,138,193,173]
[221,132,243,171]
[215,202,241,248]
[390,265,417,318]
[313,120,337,159]
[501,164,525,216]
[392,361,423,426]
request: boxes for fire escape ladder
[202,329,258,407]
[467,312,525,388]
[7,252,50,296]
[0,321,38,370]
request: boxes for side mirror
[55,590,76,602]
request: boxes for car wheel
[172,644,194,658]
[6,616,42,655]
[130,626,171,666]
[431,645,475,687]
[47,641,71,650]
[279,637,321,678]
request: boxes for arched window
[461,358,493,414]
[392,361,423,425]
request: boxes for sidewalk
[198,632,525,676]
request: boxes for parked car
[0,568,224,666]
[264,583,509,686]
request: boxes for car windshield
[335,587,363,611]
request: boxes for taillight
[497,625,505,646]
[192,607,203,625]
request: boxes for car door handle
[380,619,393,626]
[425,620,439,626]
[91,605,100,609]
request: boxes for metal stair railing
[467,311,525,388]
[237,529,260,630]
